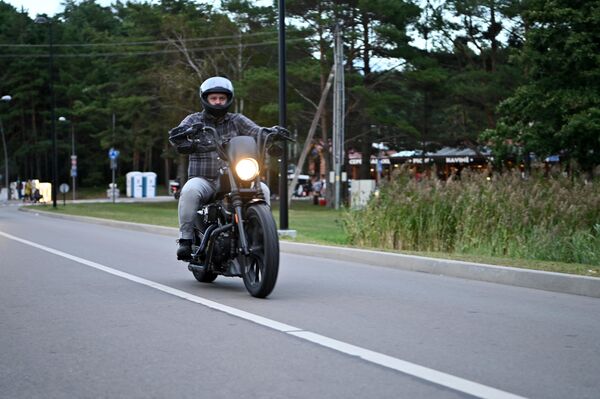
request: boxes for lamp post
[35,15,58,208]
[1,95,12,201]
[278,0,289,231]
[59,116,76,201]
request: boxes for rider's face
[207,93,228,106]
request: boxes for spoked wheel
[241,204,279,298]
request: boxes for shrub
[343,169,600,265]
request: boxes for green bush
[344,169,600,266]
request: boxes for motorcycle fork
[227,168,250,256]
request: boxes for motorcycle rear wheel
[241,204,279,298]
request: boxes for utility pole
[332,23,345,209]
[71,124,76,201]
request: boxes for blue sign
[108,148,120,160]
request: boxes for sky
[3,0,154,17]
[2,0,275,18]
[2,0,422,70]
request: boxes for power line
[0,38,308,58]
[0,30,283,48]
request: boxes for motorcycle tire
[241,203,280,298]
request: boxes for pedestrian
[16,178,22,199]
[23,179,32,202]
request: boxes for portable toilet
[38,182,52,203]
[126,171,143,198]
[126,172,134,197]
[142,172,157,198]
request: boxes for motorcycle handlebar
[261,126,296,143]
[170,124,294,155]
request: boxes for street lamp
[59,116,76,201]
[1,95,12,201]
[35,15,58,208]
[278,0,290,231]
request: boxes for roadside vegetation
[344,169,600,271]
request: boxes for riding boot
[177,239,193,261]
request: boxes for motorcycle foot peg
[188,263,207,273]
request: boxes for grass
[344,168,600,271]
[271,200,348,245]
[27,193,599,277]
[40,201,180,227]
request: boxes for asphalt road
[1,205,599,399]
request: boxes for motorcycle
[169,178,181,199]
[169,123,293,298]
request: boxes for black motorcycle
[169,124,293,298]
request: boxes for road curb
[280,242,600,298]
[19,207,600,298]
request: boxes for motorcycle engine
[212,232,232,265]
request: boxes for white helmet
[199,76,234,118]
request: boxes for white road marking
[1,231,527,399]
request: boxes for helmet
[199,76,234,118]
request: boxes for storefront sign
[445,157,471,164]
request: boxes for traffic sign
[59,183,70,193]
[108,148,120,160]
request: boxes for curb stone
[19,207,600,298]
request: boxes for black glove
[272,126,294,142]
[177,141,198,154]
[169,125,196,154]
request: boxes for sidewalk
[3,195,175,206]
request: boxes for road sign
[108,148,120,160]
[59,183,70,193]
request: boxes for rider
[169,76,271,261]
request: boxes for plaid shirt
[175,111,262,179]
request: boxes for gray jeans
[178,177,271,239]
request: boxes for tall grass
[344,169,600,266]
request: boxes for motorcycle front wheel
[241,203,279,298]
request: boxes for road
[1,205,599,399]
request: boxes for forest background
[0,0,598,192]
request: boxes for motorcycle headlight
[235,158,260,181]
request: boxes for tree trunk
[359,136,371,179]
[288,66,335,204]
[133,149,140,171]
[317,9,331,190]
[164,142,170,189]
[362,12,371,78]
[177,154,187,182]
